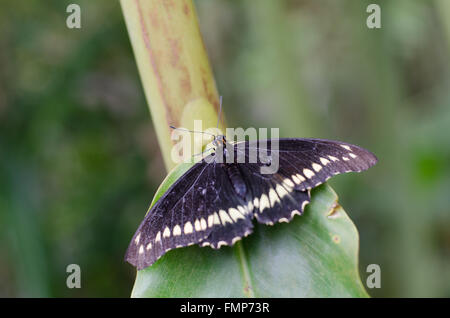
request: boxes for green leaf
[131,163,369,297]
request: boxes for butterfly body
[126,138,377,270]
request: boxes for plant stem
[120,0,224,170]
[121,0,255,296]
[235,241,255,297]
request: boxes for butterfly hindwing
[199,163,255,248]
[236,163,312,225]
[230,146,310,225]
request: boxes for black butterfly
[125,135,377,270]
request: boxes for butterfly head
[212,134,227,149]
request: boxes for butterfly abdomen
[224,164,247,199]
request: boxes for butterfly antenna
[216,95,223,129]
[169,126,215,138]
[192,147,214,158]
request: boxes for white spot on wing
[312,163,322,172]
[276,184,289,198]
[259,194,270,212]
[247,200,253,212]
[194,219,201,231]
[213,212,221,225]
[229,208,244,222]
[200,218,207,230]
[269,188,280,207]
[320,157,330,166]
[237,205,247,216]
[155,231,161,243]
[219,210,233,224]
[207,214,214,228]
[292,174,301,184]
[328,155,339,162]
[184,221,193,234]
[341,144,352,151]
[173,225,181,236]
[253,197,259,209]
[163,227,171,238]
[134,233,141,245]
[283,178,295,188]
[139,245,144,254]
[303,168,315,179]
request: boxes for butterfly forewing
[125,163,213,269]
[126,159,254,269]
[240,138,377,191]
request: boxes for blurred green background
[1,0,450,297]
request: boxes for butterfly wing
[239,138,377,189]
[126,137,377,269]
[125,161,213,269]
[232,138,377,225]
[235,162,312,226]
[125,158,254,269]
[197,163,254,249]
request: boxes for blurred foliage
[0,0,450,297]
